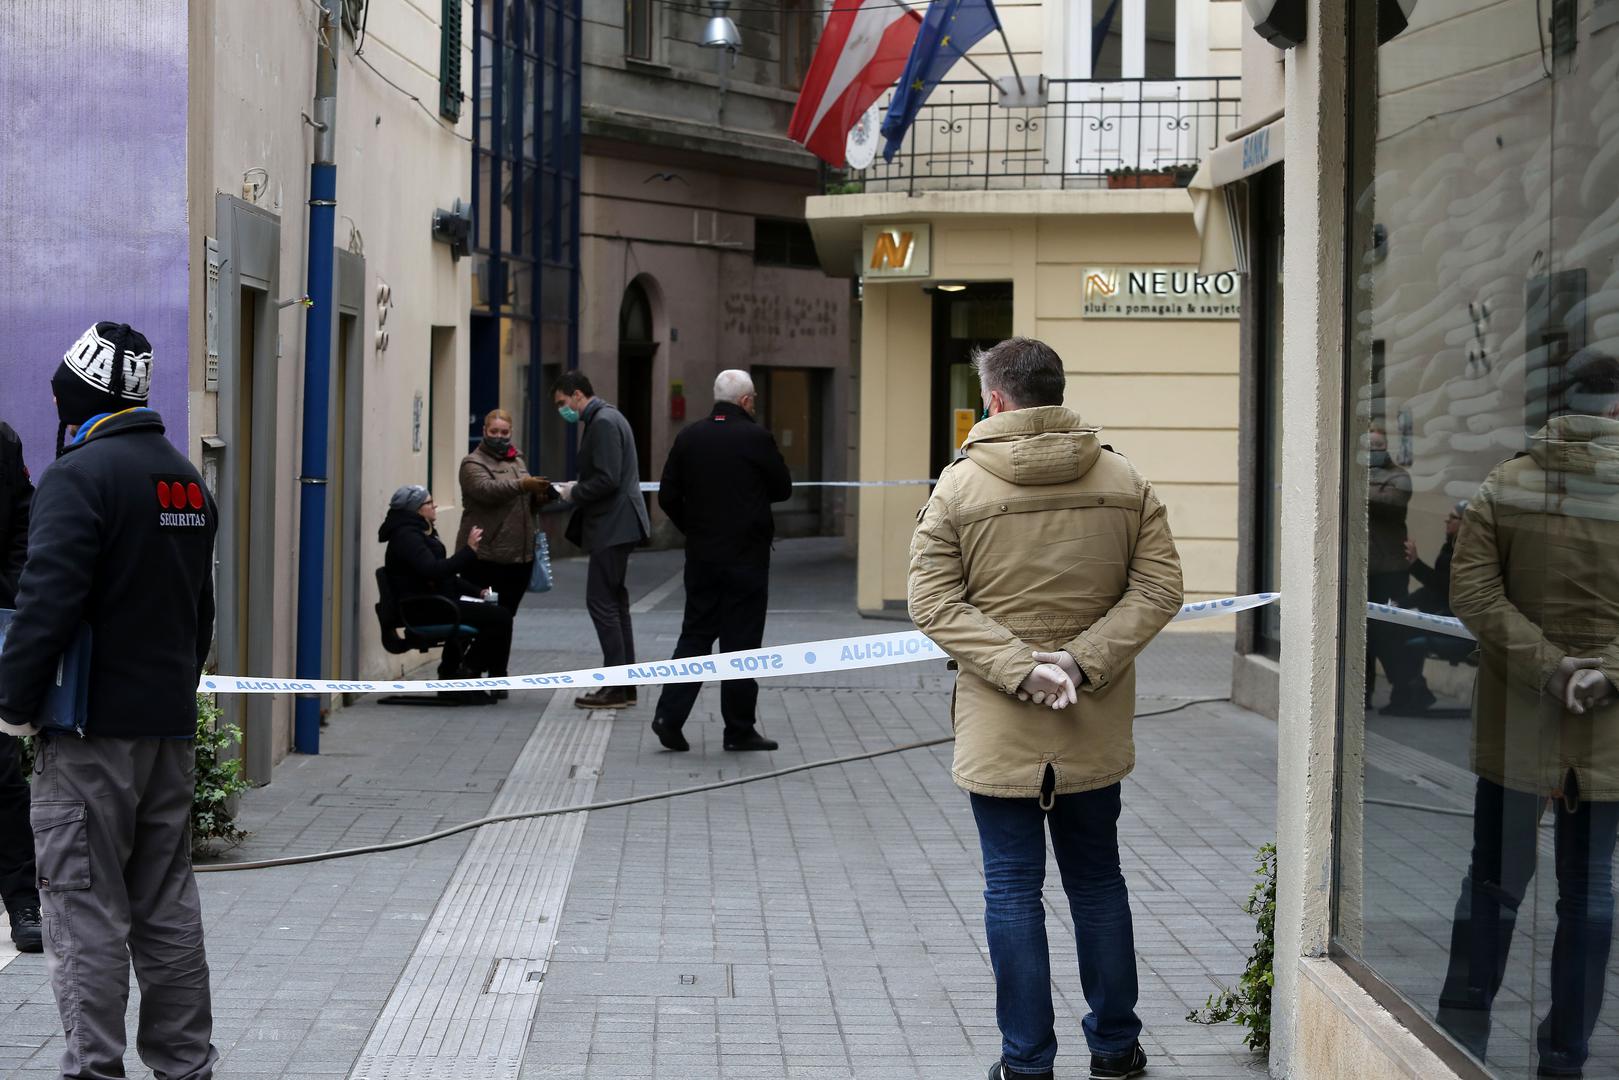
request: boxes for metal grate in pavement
[347,692,611,1079]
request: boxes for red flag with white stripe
[788,0,923,168]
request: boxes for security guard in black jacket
[650,370,793,753]
[0,323,219,1078]
[0,420,42,954]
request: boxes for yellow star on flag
[912,78,925,90]
[941,35,951,47]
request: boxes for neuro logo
[1085,271,1119,299]
[153,475,209,529]
[869,229,915,272]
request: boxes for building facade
[561,0,854,545]
[806,0,1251,615]
[1215,0,1619,1075]
[4,0,478,781]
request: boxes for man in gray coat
[553,371,651,709]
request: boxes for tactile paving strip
[348,693,611,1079]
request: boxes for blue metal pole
[294,0,339,755]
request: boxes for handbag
[528,530,554,593]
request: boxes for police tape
[197,594,1476,697]
[637,479,934,493]
[199,592,1283,696]
[1366,601,1474,641]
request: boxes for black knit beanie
[52,322,153,454]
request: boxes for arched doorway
[617,280,656,490]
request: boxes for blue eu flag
[879,0,1003,162]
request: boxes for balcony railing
[827,77,1242,195]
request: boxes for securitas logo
[153,475,210,529]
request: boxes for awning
[1189,115,1285,273]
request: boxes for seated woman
[378,484,514,696]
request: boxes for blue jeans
[1437,777,1619,1070]
[970,785,1142,1073]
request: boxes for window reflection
[1338,1,1619,1075]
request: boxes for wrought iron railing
[826,76,1242,194]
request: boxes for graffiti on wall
[0,2,190,477]
[722,292,841,351]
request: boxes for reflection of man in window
[1440,351,1619,1076]
[1365,424,1432,712]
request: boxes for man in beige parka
[1437,351,1619,1077]
[908,338,1182,1080]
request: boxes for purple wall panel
[0,2,190,478]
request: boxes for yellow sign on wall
[861,224,932,278]
[954,408,976,449]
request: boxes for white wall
[201,0,474,760]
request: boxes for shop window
[753,218,819,270]
[1252,169,1283,659]
[1334,0,1619,1074]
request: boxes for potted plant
[1106,164,1196,189]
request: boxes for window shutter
[440,0,464,121]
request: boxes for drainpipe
[293,0,339,755]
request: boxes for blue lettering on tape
[728,653,785,673]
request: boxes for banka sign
[1082,266,1241,320]
[861,224,931,278]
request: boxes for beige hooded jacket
[907,406,1183,800]
[1451,414,1619,802]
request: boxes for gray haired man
[649,369,793,752]
[908,338,1181,1080]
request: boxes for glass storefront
[1336,2,1619,1077]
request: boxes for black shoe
[1538,1049,1585,1078]
[491,689,509,701]
[723,730,778,752]
[1091,1042,1147,1080]
[575,688,631,710]
[987,1062,1053,1080]
[8,906,42,954]
[650,717,689,752]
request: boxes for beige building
[189,0,476,779]
[1205,0,1619,1076]
[806,0,1251,614]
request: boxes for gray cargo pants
[30,736,217,1080]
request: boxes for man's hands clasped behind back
[1015,650,1087,711]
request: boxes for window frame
[1071,0,1206,79]
[779,0,817,90]
[624,0,662,65]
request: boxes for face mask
[482,435,512,457]
[558,405,580,424]
[1367,450,1390,468]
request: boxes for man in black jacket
[0,323,218,1078]
[553,371,651,709]
[650,370,793,753]
[0,420,42,954]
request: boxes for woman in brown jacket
[456,409,551,620]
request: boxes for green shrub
[1188,842,1276,1055]
[191,693,251,854]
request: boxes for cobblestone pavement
[0,539,1273,1079]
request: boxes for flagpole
[996,25,1026,95]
